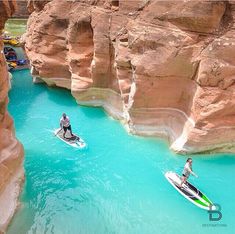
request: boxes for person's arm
[191,171,198,178]
[186,164,198,177]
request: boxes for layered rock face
[25,0,235,154]
[0,1,24,232]
[12,0,29,18]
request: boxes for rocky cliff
[12,0,29,18]
[0,1,24,232]
[25,0,235,154]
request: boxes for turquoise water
[7,69,235,234]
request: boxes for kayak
[3,38,20,46]
[54,128,86,149]
[9,39,20,46]
[165,171,215,210]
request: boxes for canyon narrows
[25,0,235,154]
[1,0,235,232]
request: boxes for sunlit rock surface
[0,1,24,232]
[25,0,235,154]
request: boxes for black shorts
[63,125,71,132]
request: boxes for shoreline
[27,73,235,155]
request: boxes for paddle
[54,128,62,136]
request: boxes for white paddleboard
[54,128,86,149]
[165,171,215,210]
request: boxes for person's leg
[63,126,67,138]
[68,125,74,136]
[180,175,187,187]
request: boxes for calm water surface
[7,70,235,234]
[5,19,27,36]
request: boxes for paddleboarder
[180,158,198,187]
[60,113,74,138]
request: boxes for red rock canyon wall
[25,0,235,154]
[0,1,24,232]
[12,0,29,18]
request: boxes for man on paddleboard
[180,158,198,187]
[60,113,74,138]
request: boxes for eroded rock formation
[25,0,235,154]
[12,0,29,18]
[0,1,24,232]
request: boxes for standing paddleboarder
[180,158,198,187]
[60,113,74,138]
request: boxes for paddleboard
[165,171,215,210]
[54,128,86,149]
